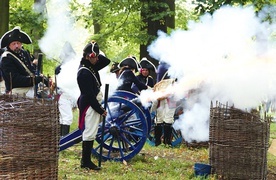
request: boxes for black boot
[81,141,101,170]
[163,123,173,146]
[61,124,70,136]
[154,124,163,146]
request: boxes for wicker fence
[0,95,59,179]
[209,101,270,180]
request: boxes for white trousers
[12,87,34,98]
[152,99,176,124]
[58,93,75,125]
[82,91,103,141]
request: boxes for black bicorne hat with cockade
[83,41,100,57]
[0,27,32,48]
[119,57,140,72]
[139,57,157,72]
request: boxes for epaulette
[1,51,8,58]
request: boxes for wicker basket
[209,101,270,180]
[0,95,59,179]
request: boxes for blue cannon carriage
[59,90,182,162]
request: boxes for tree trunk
[0,0,9,38]
[140,2,149,60]
[166,0,175,29]
[140,0,175,79]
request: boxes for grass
[58,117,276,180]
[59,143,211,180]
[270,121,276,140]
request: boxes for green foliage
[77,0,144,43]
[43,58,59,77]
[192,0,274,15]
[9,0,47,52]
[175,1,198,31]
[8,0,194,64]
[9,0,52,74]
[70,0,181,61]
[9,0,275,74]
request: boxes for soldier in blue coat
[132,57,156,94]
[137,57,156,87]
[0,27,48,97]
[77,41,110,170]
[117,57,148,93]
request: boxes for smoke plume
[142,5,276,142]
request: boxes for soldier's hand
[102,111,107,117]
[33,59,38,65]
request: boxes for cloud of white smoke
[141,5,276,142]
[37,0,117,102]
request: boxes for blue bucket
[194,163,211,177]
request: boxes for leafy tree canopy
[192,0,276,15]
[10,0,46,53]
[8,0,275,75]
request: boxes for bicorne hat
[139,57,157,72]
[83,41,99,57]
[119,57,140,72]
[110,62,120,73]
[0,27,32,48]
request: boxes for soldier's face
[141,68,149,76]
[88,55,99,65]
[9,41,22,53]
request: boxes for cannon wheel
[91,96,148,161]
[112,90,151,135]
[146,124,183,147]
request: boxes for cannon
[59,90,182,162]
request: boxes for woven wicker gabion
[0,95,59,179]
[209,101,270,180]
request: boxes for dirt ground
[268,167,276,180]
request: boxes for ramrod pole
[35,53,43,97]
[98,84,109,167]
